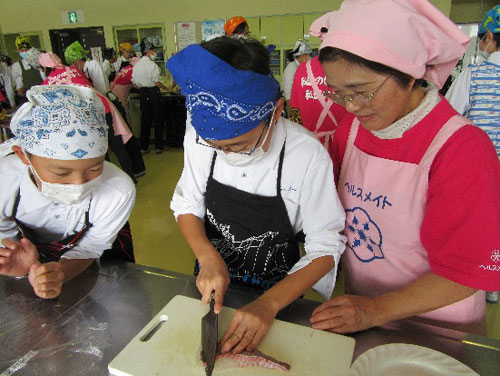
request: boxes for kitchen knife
[201,298,218,376]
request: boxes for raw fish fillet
[202,349,291,372]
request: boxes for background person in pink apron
[308,0,500,335]
[290,56,348,160]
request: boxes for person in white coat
[0,55,16,109]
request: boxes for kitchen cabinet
[260,16,281,47]
[246,17,260,40]
[303,13,324,47]
[282,14,304,47]
[113,24,166,76]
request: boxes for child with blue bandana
[169,36,346,354]
[0,85,136,299]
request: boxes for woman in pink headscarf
[308,0,500,335]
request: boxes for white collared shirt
[171,116,347,299]
[83,60,110,95]
[0,155,136,259]
[446,51,500,114]
[0,66,16,107]
[132,56,161,88]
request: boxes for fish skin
[202,349,291,372]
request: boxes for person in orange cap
[224,16,249,38]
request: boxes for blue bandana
[167,44,280,141]
[479,5,500,34]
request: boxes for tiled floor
[127,147,500,340]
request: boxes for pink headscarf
[310,0,470,88]
[39,52,64,68]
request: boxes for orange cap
[224,16,247,35]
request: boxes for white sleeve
[151,63,161,84]
[282,64,296,100]
[101,61,111,79]
[445,68,472,115]
[170,122,212,220]
[0,160,23,242]
[10,62,23,90]
[87,61,110,95]
[288,147,347,299]
[3,73,16,107]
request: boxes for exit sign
[68,12,78,23]
[61,10,85,25]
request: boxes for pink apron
[306,59,338,151]
[338,115,486,333]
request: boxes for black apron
[11,189,135,263]
[17,63,44,106]
[202,142,300,290]
[20,63,43,90]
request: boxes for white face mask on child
[25,153,101,205]
[216,108,277,167]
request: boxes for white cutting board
[108,295,355,375]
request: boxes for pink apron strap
[419,115,470,170]
[306,60,338,132]
[347,118,360,146]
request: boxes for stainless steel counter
[1,260,499,375]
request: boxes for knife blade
[201,299,218,376]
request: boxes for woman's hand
[196,251,230,314]
[0,238,39,277]
[309,295,379,333]
[219,296,279,354]
[28,261,64,299]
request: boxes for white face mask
[150,53,157,61]
[216,114,276,167]
[26,156,101,205]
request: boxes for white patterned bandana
[1,85,108,160]
[24,47,41,69]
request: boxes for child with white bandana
[0,85,136,299]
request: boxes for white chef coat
[101,59,113,80]
[171,116,347,298]
[0,155,136,259]
[10,59,46,91]
[446,51,500,114]
[282,60,300,100]
[132,56,161,88]
[0,66,16,107]
[83,60,110,95]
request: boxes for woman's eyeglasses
[195,115,272,155]
[323,76,390,107]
